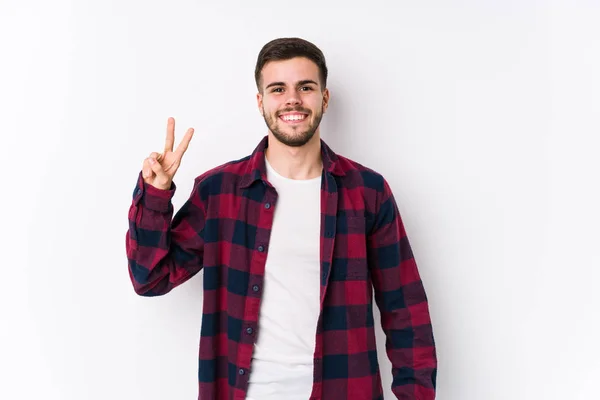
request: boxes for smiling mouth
[279,113,308,123]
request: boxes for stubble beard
[262,105,324,147]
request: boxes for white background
[1,1,599,399]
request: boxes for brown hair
[254,37,328,93]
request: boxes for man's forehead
[263,64,319,87]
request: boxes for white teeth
[282,114,306,121]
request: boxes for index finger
[175,127,194,157]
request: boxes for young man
[126,37,437,400]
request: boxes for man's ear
[256,92,263,116]
[322,88,330,113]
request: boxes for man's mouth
[279,113,308,123]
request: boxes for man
[126,37,437,400]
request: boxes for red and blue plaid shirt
[126,136,437,400]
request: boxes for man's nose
[285,92,302,106]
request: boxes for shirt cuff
[132,171,176,213]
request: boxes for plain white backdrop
[1,1,599,399]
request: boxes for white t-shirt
[245,157,322,400]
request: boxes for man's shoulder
[188,143,393,196]
[334,152,388,192]
[194,154,250,179]
[191,153,252,189]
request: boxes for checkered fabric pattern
[126,135,437,399]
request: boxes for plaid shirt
[126,136,437,400]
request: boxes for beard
[262,105,324,147]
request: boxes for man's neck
[265,132,323,180]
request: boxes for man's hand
[142,117,194,190]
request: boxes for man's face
[257,57,329,147]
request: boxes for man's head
[255,37,330,147]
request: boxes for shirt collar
[239,135,345,188]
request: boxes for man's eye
[301,86,313,91]
[272,88,283,93]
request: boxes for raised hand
[142,117,194,190]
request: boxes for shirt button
[238,368,245,375]
[257,245,264,252]
[135,188,142,196]
[246,327,253,335]
[264,202,271,209]
[252,285,260,292]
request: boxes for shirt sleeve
[125,171,206,296]
[368,177,437,399]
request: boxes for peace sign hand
[142,117,194,190]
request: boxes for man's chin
[271,129,316,147]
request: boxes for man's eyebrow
[297,80,319,86]
[265,80,319,89]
